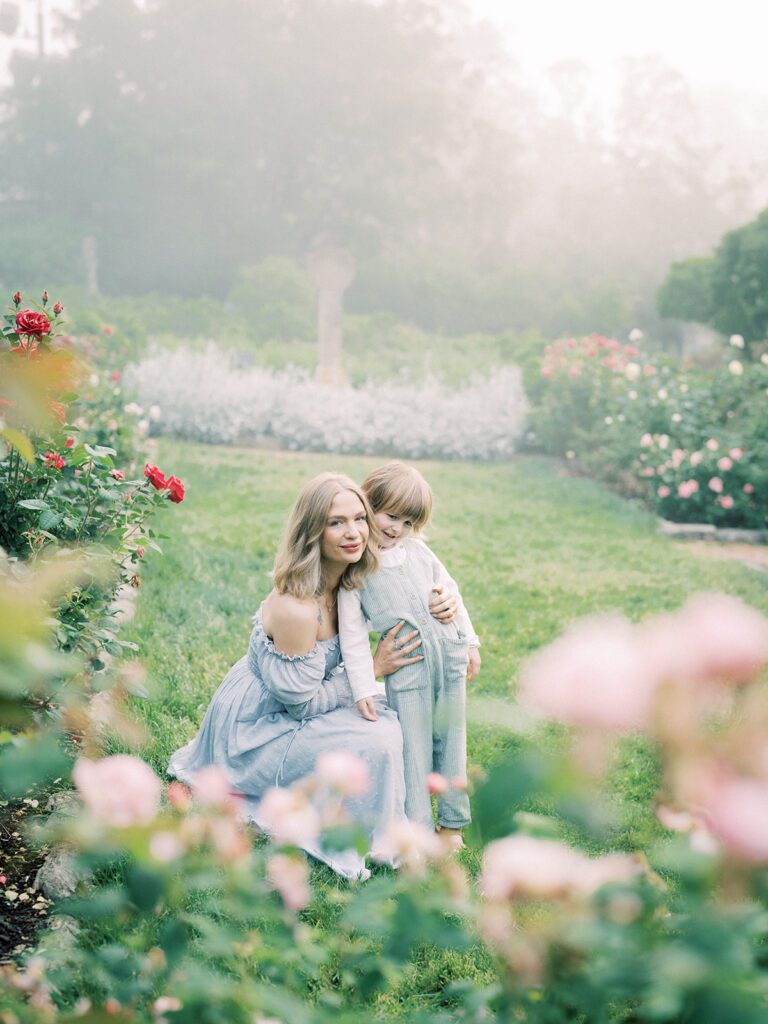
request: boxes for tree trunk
[307,245,355,387]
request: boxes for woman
[168,472,422,879]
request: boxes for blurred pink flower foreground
[74,754,162,827]
[480,835,641,902]
[520,594,768,733]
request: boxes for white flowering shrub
[125,344,528,460]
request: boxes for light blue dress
[168,614,406,879]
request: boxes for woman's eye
[356,515,367,522]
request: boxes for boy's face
[374,510,413,550]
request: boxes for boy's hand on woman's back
[467,647,481,683]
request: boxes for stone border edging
[658,519,768,544]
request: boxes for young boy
[339,462,480,841]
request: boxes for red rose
[111,469,125,480]
[166,475,185,504]
[15,309,51,339]
[110,371,122,382]
[65,437,75,448]
[144,463,168,490]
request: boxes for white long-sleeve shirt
[338,539,480,702]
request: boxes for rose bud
[53,301,63,314]
[42,290,49,305]
[12,291,21,306]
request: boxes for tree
[657,207,768,347]
[1,0,511,297]
[657,257,714,324]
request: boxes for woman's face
[320,490,370,566]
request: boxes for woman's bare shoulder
[261,591,319,657]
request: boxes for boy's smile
[374,510,414,550]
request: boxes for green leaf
[125,863,166,912]
[0,732,71,798]
[17,498,49,511]
[1,426,35,463]
[39,508,64,530]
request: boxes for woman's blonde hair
[362,461,433,532]
[272,473,380,599]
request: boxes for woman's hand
[373,620,423,678]
[429,584,458,623]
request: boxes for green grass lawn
[120,440,768,1016]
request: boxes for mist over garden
[2,2,768,1022]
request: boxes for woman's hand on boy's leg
[429,585,458,623]
[467,647,481,683]
[373,621,423,678]
[356,697,379,721]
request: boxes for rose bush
[4,592,768,1022]
[126,343,529,460]
[530,332,768,528]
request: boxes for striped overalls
[358,540,471,829]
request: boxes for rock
[33,849,89,901]
[658,520,717,540]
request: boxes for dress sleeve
[416,539,481,647]
[338,588,381,702]
[247,626,354,720]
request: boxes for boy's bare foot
[437,826,465,853]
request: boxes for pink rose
[267,853,311,911]
[256,787,321,846]
[167,781,192,810]
[372,819,443,873]
[699,769,768,862]
[729,448,744,460]
[689,451,703,467]
[717,457,733,472]
[677,480,699,499]
[717,495,734,509]
[706,438,719,451]
[708,477,723,493]
[149,831,185,863]
[743,483,755,495]
[657,485,671,498]
[480,835,582,900]
[315,750,370,797]
[111,469,125,480]
[640,433,653,448]
[426,772,449,795]
[647,593,768,685]
[519,614,657,731]
[191,765,240,809]
[73,755,162,827]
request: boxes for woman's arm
[255,594,354,720]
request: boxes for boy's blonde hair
[362,461,433,532]
[273,473,380,599]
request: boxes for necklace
[317,587,338,625]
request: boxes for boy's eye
[403,520,413,528]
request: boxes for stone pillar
[307,245,355,387]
